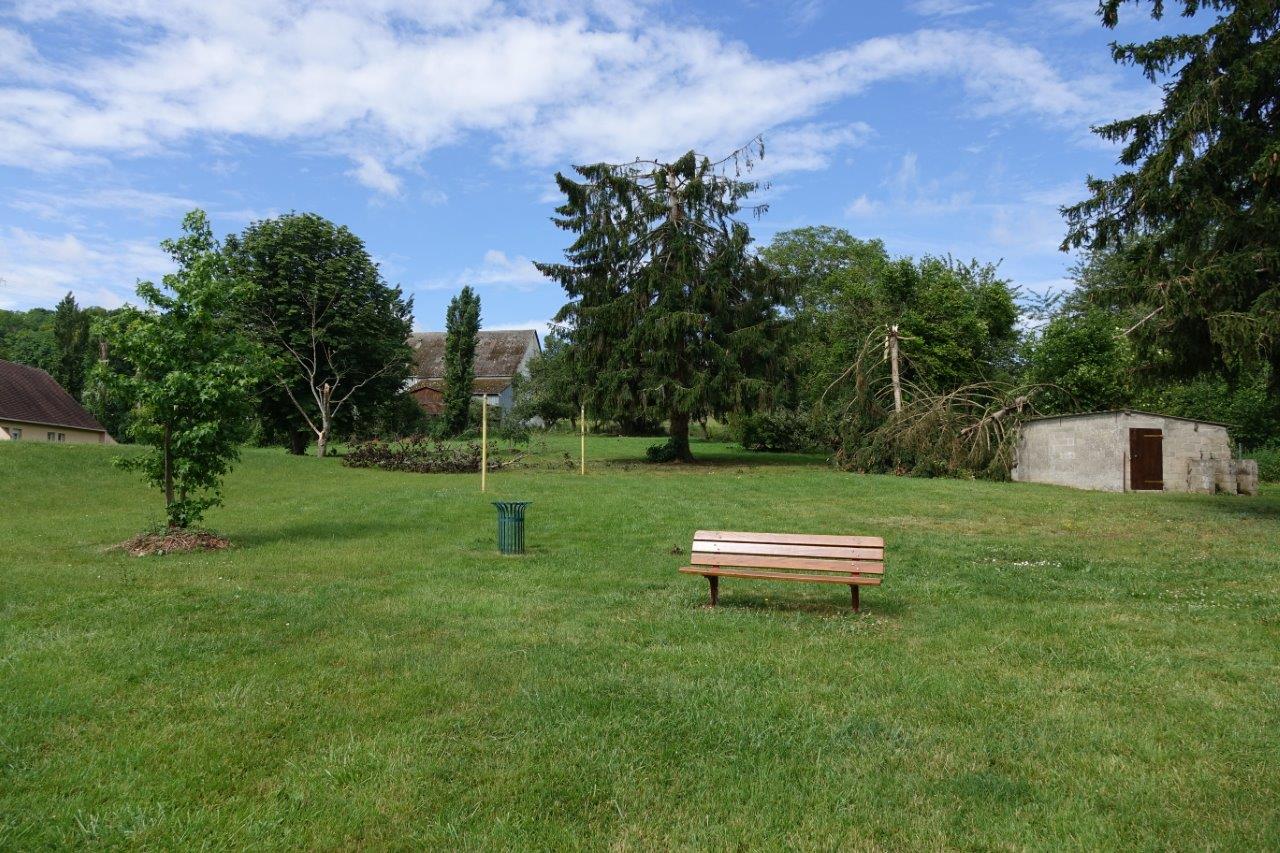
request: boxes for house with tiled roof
[0,360,115,444]
[406,329,540,415]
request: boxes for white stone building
[1011,410,1256,495]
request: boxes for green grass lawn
[2,436,1278,849]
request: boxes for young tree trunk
[315,411,330,458]
[315,383,332,458]
[162,424,175,526]
[668,411,694,462]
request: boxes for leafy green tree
[510,330,580,428]
[1062,1,1280,392]
[76,307,134,441]
[537,141,791,461]
[52,292,90,399]
[760,227,1019,407]
[225,213,413,457]
[1022,302,1135,414]
[1137,368,1280,449]
[98,211,261,529]
[442,286,481,436]
[2,327,57,373]
[1,307,57,372]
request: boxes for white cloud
[420,187,449,206]
[347,154,403,196]
[1033,0,1102,31]
[9,187,199,223]
[787,0,825,28]
[423,249,550,292]
[0,27,42,76]
[0,4,1152,181]
[909,0,990,16]
[990,200,1069,255]
[753,122,871,177]
[870,151,975,216]
[486,317,554,340]
[0,227,171,309]
[844,194,880,217]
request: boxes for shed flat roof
[1023,409,1231,429]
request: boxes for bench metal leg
[707,575,719,606]
[851,585,860,613]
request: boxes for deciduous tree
[99,211,260,529]
[225,213,413,457]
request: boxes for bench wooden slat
[689,553,884,574]
[679,566,882,586]
[683,529,886,610]
[692,540,882,561]
[695,530,883,548]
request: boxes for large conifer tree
[1062,1,1279,391]
[537,141,791,461]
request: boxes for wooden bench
[679,530,885,611]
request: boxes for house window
[48,431,56,441]
[58,433,66,442]
[8,428,20,440]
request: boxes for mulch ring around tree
[118,530,231,557]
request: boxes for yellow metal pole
[580,402,586,475]
[481,395,488,492]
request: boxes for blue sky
[0,0,1182,334]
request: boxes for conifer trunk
[669,411,694,462]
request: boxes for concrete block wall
[1012,412,1234,494]
[1012,414,1129,491]
[1235,459,1259,496]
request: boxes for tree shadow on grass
[602,453,830,471]
[1182,494,1280,521]
[697,589,905,618]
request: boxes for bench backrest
[690,530,884,579]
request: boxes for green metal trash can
[492,501,531,555]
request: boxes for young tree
[98,211,260,529]
[510,330,581,428]
[225,213,413,457]
[442,286,481,436]
[537,140,791,461]
[1062,1,1280,391]
[52,292,89,399]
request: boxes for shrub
[343,436,501,473]
[1251,447,1280,483]
[645,441,682,463]
[734,409,822,452]
[495,418,531,446]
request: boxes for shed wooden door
[1129,428,1164,491]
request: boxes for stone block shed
[1011,410,1256,495]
